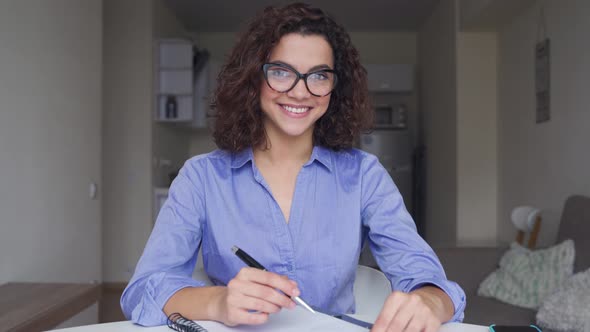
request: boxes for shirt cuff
[407,278,466,323]
[131,272,207,326]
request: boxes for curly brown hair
[211,2,373,152]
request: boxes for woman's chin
[277,125,314,139]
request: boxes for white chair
[352,265,391,323]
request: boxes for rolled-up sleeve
[120,160,208,326]
[360,155,466,322]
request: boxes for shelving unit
[154,39,194,122]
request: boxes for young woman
[121,3,465,332]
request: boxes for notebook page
[196,306,368,332]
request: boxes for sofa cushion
[556,195,590,272]
[463,295,536,326]
[536,268,590,332]
[477,240,575,309]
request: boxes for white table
[53,320,487,332]
[53,306,487,332]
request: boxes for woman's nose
[287,78,311,99]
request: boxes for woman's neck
[254,127,314,167]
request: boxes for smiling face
[259,33,334,145]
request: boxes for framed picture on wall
[535,38,550,123]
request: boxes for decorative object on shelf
[511,205,542,249]
[165,95,178,119]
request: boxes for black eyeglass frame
[262,62,338,97]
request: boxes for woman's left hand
[371,286,454,332]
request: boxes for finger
[387,295,423,332]
[229,291,283,314]
[372,292,405,332]
[228,277,296,309]
[237,268,300,297]
[407,304,440,332]
[225,307,269,326]
[402,316,425,332]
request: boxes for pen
[231,245,316,314]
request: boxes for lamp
[511,206,542,249]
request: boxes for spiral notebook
[167,313,208,332]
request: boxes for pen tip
[294,296,316,314]
[231,245,238,253]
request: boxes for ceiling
[164,0,440,32]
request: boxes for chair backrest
[192,266,213,286]
[556,195,590,272]
[353,265,391,323]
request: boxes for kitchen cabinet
[365,64,414,93]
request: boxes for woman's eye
[269,68,292,77]
[309,71,329,81]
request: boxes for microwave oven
[373,104,408,129]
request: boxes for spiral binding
[167,312,208,332]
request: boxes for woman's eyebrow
[270,60,333,72]
[308,64,333,72]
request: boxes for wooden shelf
[0,282,101,332]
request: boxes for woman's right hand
[211,267,300,326]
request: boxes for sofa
[435,195,590,326]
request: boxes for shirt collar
[307,145,333,172]
[230,147,254,169]
[230,145,333,172]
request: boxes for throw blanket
[536,268,590,332]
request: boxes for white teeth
[283,105,310,114]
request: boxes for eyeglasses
[262,62,337,97]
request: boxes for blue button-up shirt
[121,146,466,326]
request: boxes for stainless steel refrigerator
[360,129,413,214]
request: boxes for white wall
[418,0,458,246]
[102,0,154,282]
[456,32,498,246]
[102,0,195,282]
[497,0,590,247]
[0,0,102,284]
